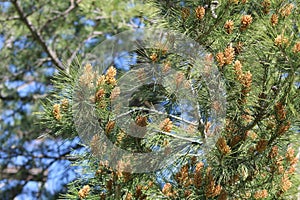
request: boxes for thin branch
[0,93,48,101]
[11,0,64,70]
[39,0,82,32]
[1,167,48,181]
[66,31,103,66]
[34,57,52,68]
[153,129,203,145]
[112,107,198,126]
[0,15,19,22]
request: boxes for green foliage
[39,0,300,199]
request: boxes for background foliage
[0,0,154,199]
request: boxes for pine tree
[41,0,300,199]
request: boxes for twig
[152,129,203,145]
[0,15,19,22]
[39,0,82,32]
[66,31,103,66]
[112,107,198,126]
